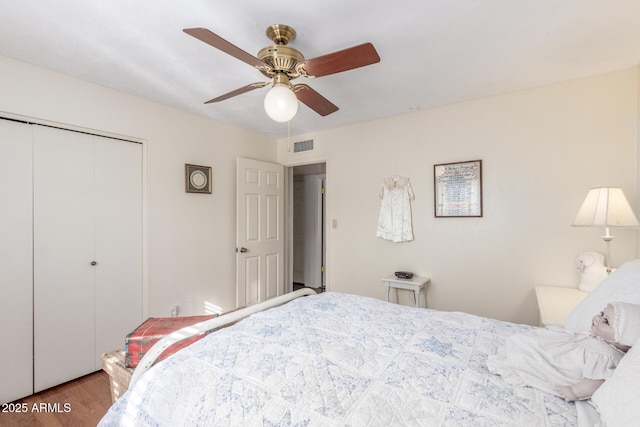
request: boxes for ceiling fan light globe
[264,84,298,122]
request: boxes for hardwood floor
[0,371,112,427]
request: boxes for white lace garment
[376,175,414,242]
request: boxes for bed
[99,261,640,426]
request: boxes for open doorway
[291,163,326,293]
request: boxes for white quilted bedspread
[99,292,577,426]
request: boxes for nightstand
[534,285,588,328]
[381,274,430,308]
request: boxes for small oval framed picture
[185,164,212,194]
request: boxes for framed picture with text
[434,160,482,217]
[185,164,212,194]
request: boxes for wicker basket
[102,349,134,403]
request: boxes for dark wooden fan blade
[294,84,339,116]
[184,28,268,69]
[299,42,380,78]
[204,81,270,104]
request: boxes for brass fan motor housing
[258,45,304,78]
[258,24,305,79]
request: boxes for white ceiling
[1,1,640,139]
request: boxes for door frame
[284,160,329,293]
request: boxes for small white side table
[534,285,588,328]
[381,274,430,308]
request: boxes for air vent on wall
[293,139,314,153]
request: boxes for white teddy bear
[575,251,608,292]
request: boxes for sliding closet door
[33,126,96,392]
[94,136,142,368]
[0,120,33,403]
[33,127,143,391]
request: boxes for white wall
[278,68,640,325]
[2,53,638,326]
[0,55,277,317]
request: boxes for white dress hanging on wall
[376,176,414,242]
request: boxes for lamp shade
[572,187,639,227]
[263,84,298,122]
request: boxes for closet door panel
[94,137,143,368]
[0,120,33,403]
[33,126,95,392]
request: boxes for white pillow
[591,337,640,426]
[565,260,640,333]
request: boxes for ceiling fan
[183,24,381,122]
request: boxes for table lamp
[572,187,639,272]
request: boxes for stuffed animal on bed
[575,251,608,292]
[487,302,640,401]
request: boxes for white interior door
[236,158,284,307]
[0,119,34,403]
[306,175,324,288]
[33,126,96,392]
[292,179,305,284]
[293,174,324,288]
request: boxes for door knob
[90,261,97,266]
[236,247,248,253]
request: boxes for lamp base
[601,231,613,273]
